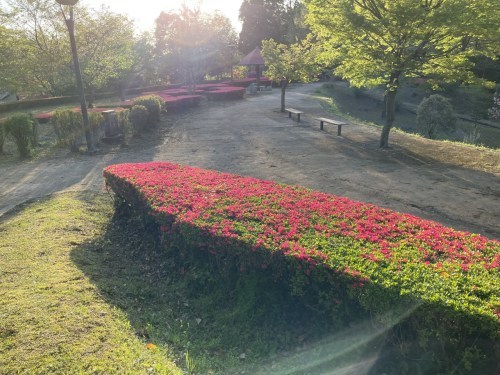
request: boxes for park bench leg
[320,121,324,130]
[288,112,292,118]
[338,125,342,136]
[297,114,301,122]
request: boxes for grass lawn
[2,192,382,374]
[315,82,500,149]
[0,192,181,374]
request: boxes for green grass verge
[0,192,400,374]
[0,192,181,374]
[315,83,500,149]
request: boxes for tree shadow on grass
[70,210,499,375]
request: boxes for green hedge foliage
[104,162,500,374]
[133,95,163,128]
[51,110,84,152]
[4,113,35,157]
[128,105,148,136]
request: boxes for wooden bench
[285,108,305,122]
[315,117,349,136]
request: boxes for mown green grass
[315,83,500,149]
[0,192,181,374]
[0,192,390,374]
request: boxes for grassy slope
[0,192,181,374]
[0,192,385,375]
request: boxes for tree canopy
[239,0,309,54]
[262,35,321,111]
[0,0,134,97]
[155,6,238,86]
[305,0,500,147]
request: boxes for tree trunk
[280,79,288,112]
[380,88,397,148]
[379,73,400,148]
[381,94,387,119]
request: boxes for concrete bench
[285,108,305,122]
[315,117,349,136]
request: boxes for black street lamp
[56,0,94,152]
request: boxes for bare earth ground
[1,83,499,239]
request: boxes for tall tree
[261,35,321,111]
[1,0,135,97]
[238,0,286,54]
[155,6,238,86]
[74,6,135,100]
[305,0,500,147]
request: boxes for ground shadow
[71,206,499,375]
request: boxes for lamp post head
[55,0,79,5]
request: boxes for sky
[82,0,242,33]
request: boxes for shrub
[488,93,500,121]
[116,109,130,145]
[128,105,148,136]
[88,112,104,144]
[417,94,457,139]
[104,162,499,374]
[51,110,83,152]
[133,95,163,128]
[0,121,5,154]
[4,113,35,157]
[30,116,40,148]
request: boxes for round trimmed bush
[133,95,163,128]
[4,113,34,157]
[417,95,457,139]
[0,121,5,155]
[51,110,83,152]
[129,105,148,136]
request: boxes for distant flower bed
[163,95,203,110]
[229,78,257,87]
[205,87,246,100]
[33,107,127,123]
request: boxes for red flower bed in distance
[104,162,500,323]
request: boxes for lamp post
[56,0,94,152]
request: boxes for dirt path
[1,83,499,238]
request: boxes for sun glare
[82,0,242,32]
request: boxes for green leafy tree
[416,95,457,139]
[239,0,286,54]
[1,0,135,97]
[155,6,238,87]
[305,0,500,147]
[262,35,321,112]
[74,6,135,103]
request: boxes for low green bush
[133,95,163,128]
[128,105,148,136]
[116,109,130,144]
[4,113,35,157]
[88,112,104,144]
[51,110,83,152]
[0,121,5,154]
[417,95,457,139]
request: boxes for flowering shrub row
[103,162,499,316]
[33,107,127,123]
[205,87,246,100]
[104,162,499,372]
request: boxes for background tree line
[1,0,498,149]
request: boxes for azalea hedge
[104,162,500,373]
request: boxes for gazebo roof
[239,46,265,66]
